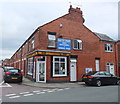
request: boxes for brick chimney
[68,5,85,23]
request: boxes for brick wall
[5,5,118,82]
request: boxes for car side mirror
[4,69,7,72]
[110,74,113,77]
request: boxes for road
[0,68,119,103]
[2,84,119,103]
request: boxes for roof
[94,32,115,42]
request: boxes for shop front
[26,50,71,83]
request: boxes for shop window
[53,56,67,77]
[73,40,82,50]
[105,44,113,52]
[48,35,56,48]
[27,57,34,75]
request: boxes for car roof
[8,68,19,70]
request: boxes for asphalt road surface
[0,68,119,103]
[2,85,119,103]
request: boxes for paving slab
[22,77,85,88]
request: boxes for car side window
[99,72,105,75]
[104,72,111,76]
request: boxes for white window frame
[105,43,113,52]
[73,39,82,50]
[106,63,114,74]
[31,39,34,50]
[53,56,67,77]
[48,35,56,48]
[27,57,33,75]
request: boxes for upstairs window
[27,41,30,52]
[48,35,56,48]
[31,37,34,50]
[105,44,113,52]
[73,40,82,50]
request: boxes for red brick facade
[2,6,120,82]
[116,41,120,76]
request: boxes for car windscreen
[8,69,20,73]
[86,71,97,75]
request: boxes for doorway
[36,57,46,82]
[70,59,77,81]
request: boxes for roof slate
[94,32,115,42]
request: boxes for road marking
[20,92,30,94]
[0,81,12,87]
[9,96,20,99]
[5,94,16,97]
[23,93,34,96]
[0,81,4,85]
[64,88,70,90]
[36,92,45,94]
[43,89,50,91]
[48,90,54,92]
[52,88,59,90]
[33,90,41,93]
[5,83,12,87]
[57,89,64,91]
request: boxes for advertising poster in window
[85,68,92,73]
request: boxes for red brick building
[116,40,120,76]
[3,6,119,82]
[2,59,10,66]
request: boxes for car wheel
[4,80,7,83]
[96,80,101,87]
[85,82,90,86]
[116,80,120,85]
[19,80,22,83]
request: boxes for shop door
[70,60,77,81]
[36,61,46,82]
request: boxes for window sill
[73,49,82,51]
[52,75,67,77]
[47,47,56,49]
[27,73,33,76]
[105,51,113,52]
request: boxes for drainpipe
[115,42,118,76]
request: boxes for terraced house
[3,6,119,83]
[116,40,120,76]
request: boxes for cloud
[0,1,118,60]
[82,2,118,40]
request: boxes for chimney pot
[70,5,72,8]
[76,7,80,10]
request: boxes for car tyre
[85,82,90,86]
[19,80,23,83]
[116,80,120,85]
[96,80,101,87]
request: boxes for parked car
[82,71,120,87]
[2,66,14,72]
[4,68,23,83]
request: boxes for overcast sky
[0,0,119,60]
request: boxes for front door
[36,61,46,82]
[70,61,77,81]
[106,63,114,75]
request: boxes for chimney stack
[69,5,83,15]
[68,5,85,23]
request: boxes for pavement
[22,77,85,88]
